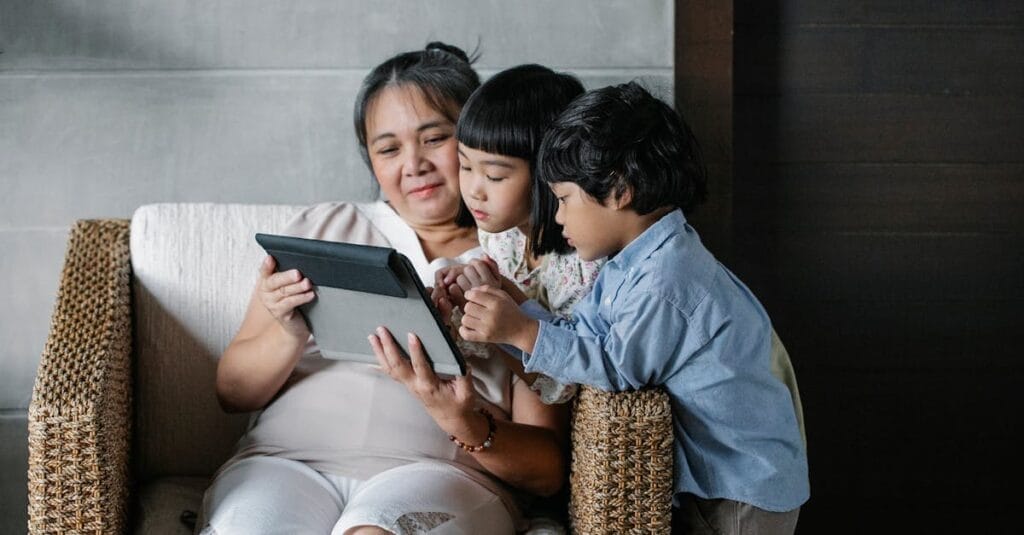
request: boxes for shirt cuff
[496,343,525,361]
[522,319,572,377]
[520,299,555,322]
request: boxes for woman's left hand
[368,327,479,434]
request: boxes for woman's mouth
[407,183,442,198]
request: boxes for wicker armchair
[28,208,675,535]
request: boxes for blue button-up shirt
[520,209,809,512]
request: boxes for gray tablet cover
[255,233,467,376]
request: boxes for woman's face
[365,85,463,227]
[457,143,532,234]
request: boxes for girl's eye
[460,165,472,172]
[486,175,506,182]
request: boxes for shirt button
[603,297,612,306]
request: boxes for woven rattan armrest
[569,386,674,534]
[28,219,133,535]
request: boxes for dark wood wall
[680,1,1023,532]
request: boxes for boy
[459,82,809,534]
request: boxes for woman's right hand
[257,255,315,340]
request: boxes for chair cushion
[130,203,302,481]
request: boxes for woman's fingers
[372,327,412,380]
[367,332,389,371]
[454,366,475,402]
[406,333,439,387]
[274,292,316,314]
[259,255,276,277]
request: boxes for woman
[200,43,567,535]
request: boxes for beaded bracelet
[449,408,496,453]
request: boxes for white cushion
[130,203,302,481]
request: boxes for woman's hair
[456,64,584,255]
[537,81,707,216]
[354,42,481,227]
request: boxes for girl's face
[365,85,463,227]
[457,143,532,234]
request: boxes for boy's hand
[460,286,539,352]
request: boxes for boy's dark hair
[354,42,480,227]
[537,81,708,216]
[456,64,584,255]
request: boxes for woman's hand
[368,327,486,439]
[460,286,539,352]
[257,255,315,340]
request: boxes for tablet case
[255,233,467,376]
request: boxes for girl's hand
[429,285,454,317]
[446,258,502,306]
[435,265,468,308]
[368,327,480,435]
[257,255,314,340]
[460,286,539,351]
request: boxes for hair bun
[425,41,472,64]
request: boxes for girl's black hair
[456,64,584,255]
[537,81,708,216]
[354,42,481,228]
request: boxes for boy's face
[549,181,628,261]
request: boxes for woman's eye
[460,165,472,172]
[425,135,449,145]
[557,196,567,204]
[376,146,398,155]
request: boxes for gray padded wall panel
[0,1,672,70]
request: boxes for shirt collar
[607,208,686,270]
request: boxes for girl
[435,64,598,405]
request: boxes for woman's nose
[402,146,428,176]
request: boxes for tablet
[255,233,467,376]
